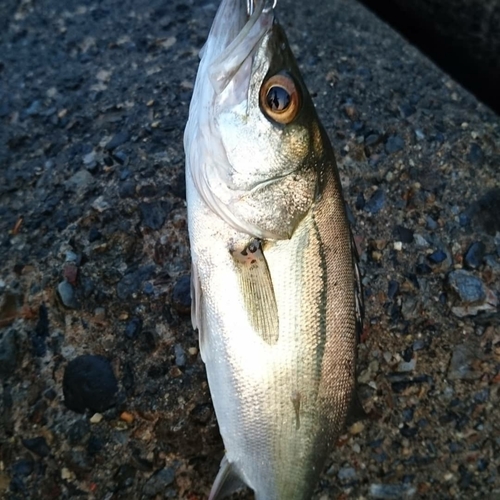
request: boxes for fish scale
[184,0,363,498]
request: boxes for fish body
[184,1,363,498]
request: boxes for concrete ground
[0,0,499,498]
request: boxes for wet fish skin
[184,0,363,499]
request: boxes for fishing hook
[247,0,278,16]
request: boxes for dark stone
[116,265,156,300]
[0,330,18,376]
[463,241,485,269]
[63,355,119,413]
[467,143,484,165]
[22,437,50,458]
[190,404,212,425]
[114,464,136,490]
[385,134,405,154]
[415,262,432,275]
[427,249,447,264]
[139,201,171,230]
[66,449,93,476]
[31,303,50,357]
[399,424,418,438]
[364,189,386,214]
[400,102,416,117]
[364,133,381,146]
[172,275,191,315]
[390,374,433,393]
[105,132,130,151]
[124,317,143,340]
[87,435,104,456]
[477,458,489,472]
[393,225,414,243]
[402,407,414,422]
[119,180,136,199]
[122,362,135,392]
[474,388,490,403]
[11,459,34,477]
[43,388,57,401]
[138,184,157,197]
[387,280,399,300]
[471,189,500,235]
[142,467,176,497]
[425,216,438,230]
[355,192,365,210]
[113,150,128,165]
[88,226,102,242]
[447,270,485,303]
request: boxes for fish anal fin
[230,238,279,345]
[209,456,246,500]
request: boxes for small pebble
[142,468,176,497]
[124,317,142,340]
[463,241,485,269]
[427,249,447,264]
[116,265,156,300]
[57,281,79,309]
[0,330,18,377]
[338,466,357,481]
[88,225,102,242]
[22,437,50,458]
[139,201,171,230]
[448,344,481,380]
[413,234,429,248]
[349,421,365,435]
[393,225,414,244]
[90,413,104,424]
[120,411,134,424]
[467,143,484,164]
[385,135,405,154]
[447,270,485,303]
[369,483,416,499]
[105,131,130,151]
[172,275,191,315]
[364,189,386,214]
[174,344,187,367]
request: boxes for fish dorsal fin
[209,456,247,500]
[345,390,368,427]
[350,228,364,342]
[230,239,279,345]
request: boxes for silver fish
[184,0,363,498]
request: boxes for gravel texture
[1,0,499,499]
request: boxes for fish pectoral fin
[230,239,279,345]
[209,456,247,500]
[191,262,208,361]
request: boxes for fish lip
[207,0,274,95]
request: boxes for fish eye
[260,73,301,124]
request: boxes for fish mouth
[205,0,275,95]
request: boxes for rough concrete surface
[0,0,499,499]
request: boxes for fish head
[186,0,331,239]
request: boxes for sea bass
[183,0,363,498]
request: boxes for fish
[183,0,364,498]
